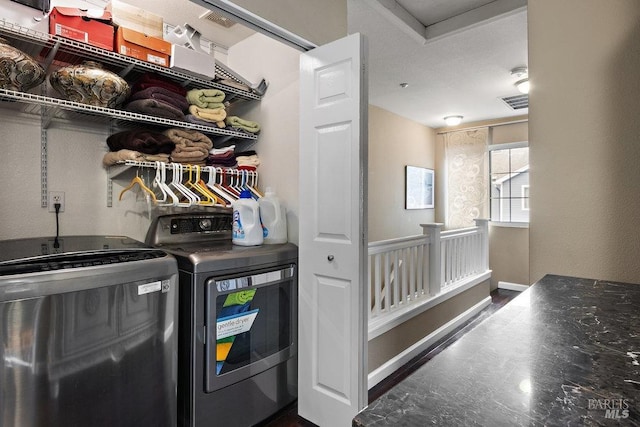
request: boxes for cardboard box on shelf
[106,0,163,38]
[170,45,216,80]
[49,7,114,51]
[115,26,171,67]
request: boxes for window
[489,143,529,223]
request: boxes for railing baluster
[368,221,489,322]
[374,254,381,317]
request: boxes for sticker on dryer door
[216,309,259,340]
[138,280,162,295]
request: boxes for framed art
[405,165,434,209]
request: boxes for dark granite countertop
[353,274,640,426]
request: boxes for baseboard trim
[367,295,492,390]
[497,281,528,292]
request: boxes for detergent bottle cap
[240,189,252,199]
[265,186,275,197]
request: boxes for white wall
[529,0,640,284]
[226,32,301,244]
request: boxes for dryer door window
[204,264,296,392]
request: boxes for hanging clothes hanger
[155,162,179,207]
[246,170,263,199]
[119,168,157,202]
[187,165,215,206]
[221,169,241,198]
[169,163,198,207]
[195,166,224,206]
[204,166,235,206]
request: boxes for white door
[298,33,368,427]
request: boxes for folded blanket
[236,154,260,167]
[163,128,213,150]
[102,149,170,167]
[107,129,175,154]
[129,86,189,112]
[132,73,187,96]
[186,88,225,109]
[186,114,225,129]
[188,105,226,127]
[125,99,186,121]
[172,145,210,157]
[225,116,260,133]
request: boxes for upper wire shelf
[0,19,262,101]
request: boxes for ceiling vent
[500,94,529,110]
[199,11,237,28]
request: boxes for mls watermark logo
[588,398,630,419]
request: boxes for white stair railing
[368,219,489,322]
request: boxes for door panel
[299,32,368,427]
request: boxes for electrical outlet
[48,191,65,213]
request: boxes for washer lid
[0,235,151,263]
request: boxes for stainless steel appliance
[146,211,298,427]
[0,235,178,427]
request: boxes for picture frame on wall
[405,165,434,209]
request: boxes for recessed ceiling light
[444,115,463,126]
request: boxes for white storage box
[1,0,49,34]
[170,44,216,80]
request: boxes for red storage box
[49,7,114,51]
[115,27,171,67]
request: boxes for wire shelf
[0,19,262,101]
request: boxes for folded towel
[172,145,210,157]
[107,129,175,155]
[185,114,225,129]
[236,154,260,167]
[210,145,235,155]
[225,116,260,133]
[186,88,226,109]
[129,86,189,112]
[102,149,170,167]
[132,73,187,96]
[125,99,186,121]
[188,105,226,127]
[163,128,213,150]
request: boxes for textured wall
[529,0,640,283]
[367,105,436,242]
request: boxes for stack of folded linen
[225,116,260,134]
[104,128,174,167]
[164,128,213,166]
[185,88,227,128]
[102,149,170,167]
[124,73,188,121]
[207,145,237,168]
[235,150,260,170]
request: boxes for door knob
[327,255,334,262]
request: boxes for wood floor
[258,288,520,427]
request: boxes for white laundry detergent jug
[232,190,263,246]
[258,187,288,244]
